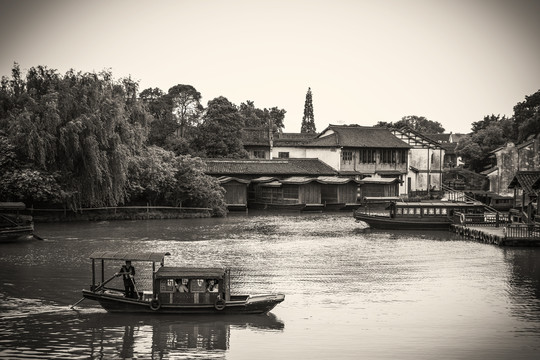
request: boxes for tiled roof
[204,158,338,176]
[441,142,457,154]
[359,178,399,184]
[450,133,469,143]
[217,176,250,184]
[309,125,410,149]
[242,127,270,146]
[281,176,317,184]
[273,132,318,146]
[508,171,540,193]
[316,176,360,184]
[392,126,442,148]
[425,133,451,143]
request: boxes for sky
[1,0,539,134]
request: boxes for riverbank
[24,206,213,222]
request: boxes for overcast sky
[1,0,539,134]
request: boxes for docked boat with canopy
[354,198,487,230]
[0,202,34,242]
[78,251,285,314]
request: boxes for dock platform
[450,224,540,247]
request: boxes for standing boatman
[116,260,136,298]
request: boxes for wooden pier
[450,222,540,247]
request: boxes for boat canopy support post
[91,259,95,290]
[101,259,105,284]
[225,269,231,301]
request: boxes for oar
[32,233,44,241]
[130,276,141,299]
[70,297,86,309]
[70,273,118,309]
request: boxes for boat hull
[0,225,34,243]
[82,290,285,315]
[354,213,452,230]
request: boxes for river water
[1,212,540,359]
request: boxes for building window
[342,151,353,162]
[253,150,266,159]
[359,149,375,163]
[278,152,289,158]
[282,185,298,200]
[381,149,395,164]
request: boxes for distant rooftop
[204,158,338,176]
[309,125,410,148]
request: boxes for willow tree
[301,87,316,133]
[0,64,151,208]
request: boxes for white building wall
[272,146,341,170]
[271,147,307,159]
[407,147,444,192]
[305,148,340,170]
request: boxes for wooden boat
[0,202,34,242]
[80,251,285,314]
[354,199,486,230]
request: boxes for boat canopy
[394,201,483,207]
[0,202,26,210]
[155,266,226,279]
[363,196,402,202]
[89,251,170,262]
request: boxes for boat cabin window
[414,208,421,215]
[435,208,441,215]
[397,208,403,215]
[190,279,207,293]
[428,208,434,215]
[160,279,176,293]
[441,208,447,215]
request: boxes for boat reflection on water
[85,312,285,359]
[0,309,284,359]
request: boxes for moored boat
[0,202,34,242]
[79,251,285,314]
[354,198,486,230]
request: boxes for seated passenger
[206,279,219,293]
[176,278,189,292]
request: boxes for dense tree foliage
[455,88,539,173]
[192,96,248,158]
[376,115,445,134]
[0,133,66,204]
[127,146,226,215]
[0,64,149,207]
[140,87,175,147]
[513,89,540,143]
[168,84,203,138]
[301,87,316,133]
[239,100,286,132]
[0,64,228,215]
[455,115,513,172]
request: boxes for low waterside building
[249,176,361,211]
[204,159,361,210]
[218,177,250,211]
